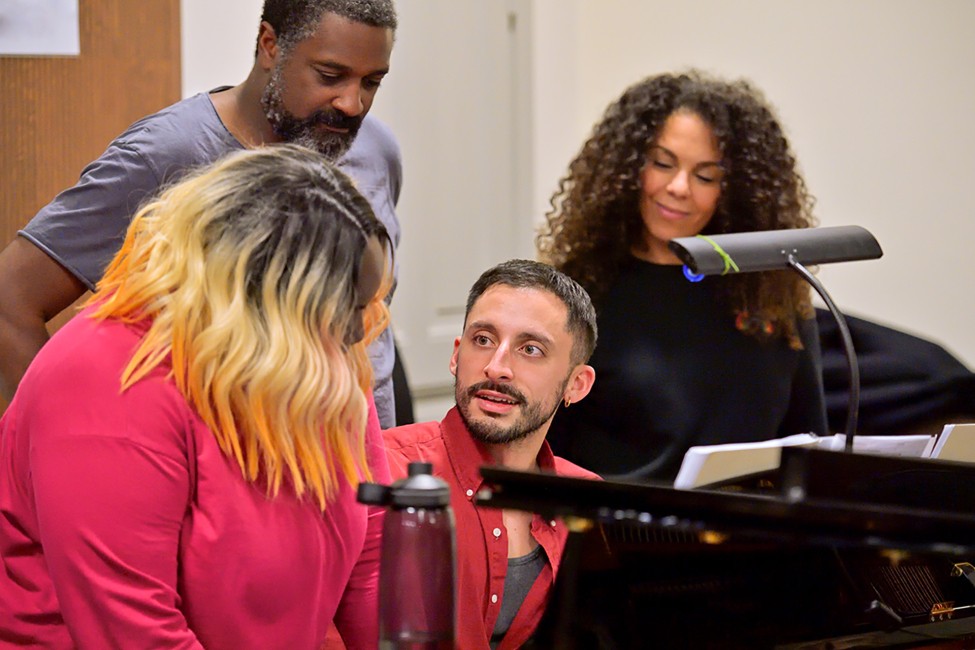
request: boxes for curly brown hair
[536,70,817,348]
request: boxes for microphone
[668,226,884,453]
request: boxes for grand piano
[476,448,975,649]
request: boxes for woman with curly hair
[0,145,392,648]
[537,70,828,481]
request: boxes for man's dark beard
[261,67,362,161]
[455,378,566,445]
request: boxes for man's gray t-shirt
[20,89,403,427]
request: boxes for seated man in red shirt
[383,259,600,649]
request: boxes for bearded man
[0,0,405,427]
[383,259,601,650]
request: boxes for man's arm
[0,236,87,400]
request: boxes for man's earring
[563,397,571,408]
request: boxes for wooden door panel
[0,0,181,410]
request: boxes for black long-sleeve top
[548,258,828,482]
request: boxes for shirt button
[550,520,557,527]
[493,527,502,538]
[466,489,474,498]
[491,594,498,604]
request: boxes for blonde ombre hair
[88,144,391,509]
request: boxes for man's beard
[455,377,567,446]
[261,66,362,161]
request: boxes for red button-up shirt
[383,408,600,649]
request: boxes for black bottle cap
[390,461,450,509]
[356,481,391,506]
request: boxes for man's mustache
[465,381,526,404]
[311,108,362,132]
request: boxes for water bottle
[358,461,456,649]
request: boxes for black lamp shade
[669,225,883,275]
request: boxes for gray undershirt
[490,544,547,648]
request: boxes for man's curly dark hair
[258,0,397,55]
[537,70,817,348]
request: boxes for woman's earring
[563,397,571,408]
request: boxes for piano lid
[479,452,975,648]
[476,454,975,555]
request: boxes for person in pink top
[0,144,393,649]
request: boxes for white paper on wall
[0,0,80,56]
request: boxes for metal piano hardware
[930,602,954,622]
[953,562,975,588]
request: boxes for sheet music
[820,433,936,457]
[931,422,975,462]
[673,433,820,490]
[674,431,943,490]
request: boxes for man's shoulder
[382,420,449,479]
[111,92,239,172]
[382,420,444,453]
[114,93,207,143]
[341,115,402,189]
[552,455,603,481]
[354,115,400,159]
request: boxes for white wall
[531,0,975,366]
[181,0,262,96]
[183,0,975,368]
[356,0,536,392]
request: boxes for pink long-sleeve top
[0,307,388,649]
